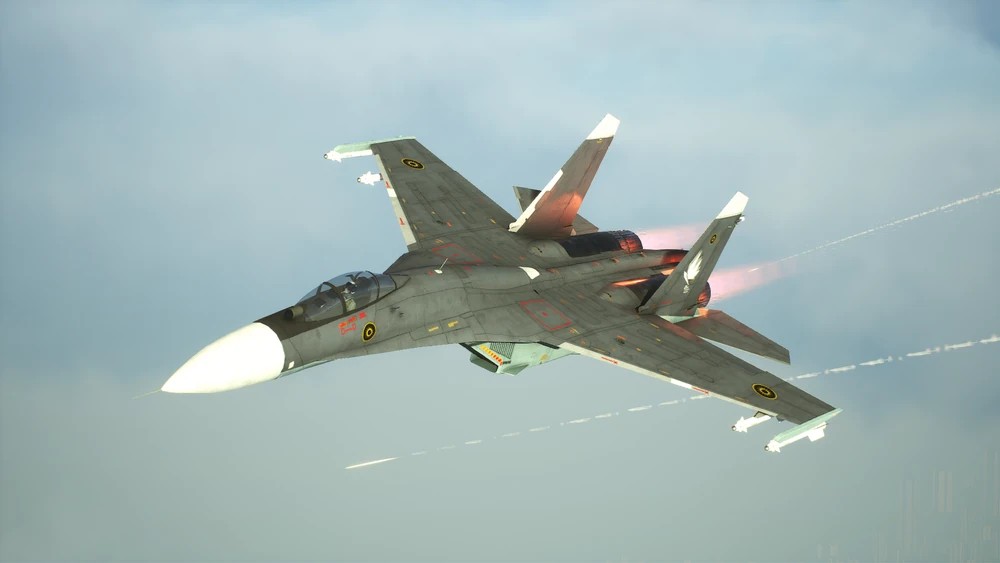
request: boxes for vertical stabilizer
[509,114,619,238]
[638,192,748,318]
[512,186,599,235]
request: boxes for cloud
[1,1,999,560]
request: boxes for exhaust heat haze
[710,261,793,303]
[637,187,999,304]
[636,224,703,250]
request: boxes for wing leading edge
[326,137,538,266]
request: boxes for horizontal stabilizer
[509,114,619,238]
[513,186,599,235]
[638,192,748,318]
[677,309,790,364]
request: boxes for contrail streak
[772,187,999,264]
[659,187,1000,303]
[343,333,999,470]
[344,457,398,470]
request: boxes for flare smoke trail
[345,333,1000,470]
[772,187,999,264]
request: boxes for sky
[1,1,999,561]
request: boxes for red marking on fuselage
[431,243,483,265]
[519,299,573,331]
[339,316,358,335]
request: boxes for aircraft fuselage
[255,247,692,382]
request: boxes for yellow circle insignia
[401,158,424,170]
[362,322,377,342]
[752,383,777,400]
[709,234,718,244]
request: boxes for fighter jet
[163,114,841,452]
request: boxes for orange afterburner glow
[710,261,793,302]
[636,224,704,249]
[611,278,648,287]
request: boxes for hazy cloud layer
[1,2,998,561]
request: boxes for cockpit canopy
[294,271,397,322]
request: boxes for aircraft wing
[325,138,523,260]
[548,297,836,425]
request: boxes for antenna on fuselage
[434,258,449,274]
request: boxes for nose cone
[162,322,285,393]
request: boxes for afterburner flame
[710,261,793,302]
[636,224,704,249]
[611,278,648,287]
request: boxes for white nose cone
[162,323,285,393]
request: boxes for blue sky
[2,2,999,561]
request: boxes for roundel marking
[752,383,777,400]
[401,158,424,170]
[362,322,377,342]
[709,234,718,244]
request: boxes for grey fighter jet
[163,115,841,452]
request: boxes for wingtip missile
[323,137,416,162]
[764,408,843,453]
[324,147,372,162]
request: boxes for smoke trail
[344,457,398,470]
[344,333,1000,470]
[772,187,999,264]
